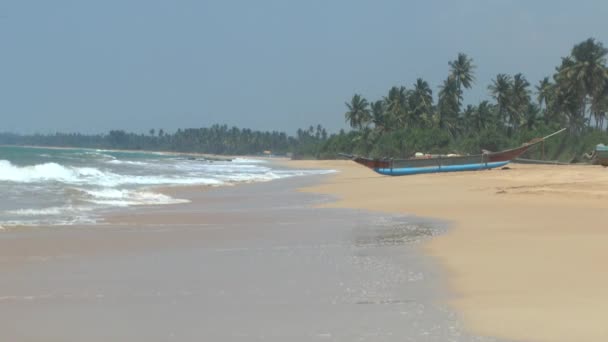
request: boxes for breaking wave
[78,188,190,207]
[0,152,335,227]
[0,160,223,187]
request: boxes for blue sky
[1,0,607,134]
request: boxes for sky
[1,0,607,135]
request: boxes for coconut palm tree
[409,78,434,127]
[383,86,409,128]
[462,105,476,131]
[554,56,588,132]
[449,53,476,106]
[437,77,461,136]
[590,80,608,129]
[488,74,512,124]
[473,100,495,131]
[344,94,371,130]
[370,100,388,133]
[558,38,608,126]
[509,73,531,129]
[522,104,543,130]
[535,77,553,109]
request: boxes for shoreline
[5,153,606,341]
[0,173,502,341]
[284,160,608,342]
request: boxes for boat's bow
[338,153,390,169]
[486,128,566,162]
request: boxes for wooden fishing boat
[342,128,566,176]
[596,144,608,167]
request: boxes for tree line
[2,38,607,161]
[331,38,608,161]
[0,124,329,158]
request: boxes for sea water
[0,146,331,226]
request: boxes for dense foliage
[327,38,608,161]
[2,38,608,161]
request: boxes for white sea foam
[0,160,223,187]
[2,204,98,226]
[84,151,115,159]
[7,207,67,216]
[0,160,331,187]
[0,153,334,227]
[105,160,150,166]
[232,158,267,164]
[7,204,97,214]
[79,188,190,206]
[0,216,97,227]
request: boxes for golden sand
[285,160,608,342]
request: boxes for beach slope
[288,160,608,342]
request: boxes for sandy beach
[0,174,505,342]
[2,159,607,342]
[285,160,608,342]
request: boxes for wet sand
[286,160,608,342]
[0,175,504,341]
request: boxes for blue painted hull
[373,161,510,176]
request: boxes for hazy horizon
[1,0,607,135]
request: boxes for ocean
[0,146,331,227]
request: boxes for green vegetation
[326,38,608,161]
[0,124,328,158]
[2,38,607,161]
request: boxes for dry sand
[284,160,608,342]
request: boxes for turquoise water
[0,146,330,226]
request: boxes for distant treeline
[0,125,330,158]
[2,38,608,161]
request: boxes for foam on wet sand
[0,174,505,341]
[287,160,608,342]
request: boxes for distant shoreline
[0,144,284,162]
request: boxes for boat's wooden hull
[344,129,566,176]
[596,145,608,166]
[374,160,509,176]
[353,145,526,176]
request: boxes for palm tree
[383,86,409,128]
[344,94,371,130]
[463,105,476,132]
[590,80,608,129]
[536,77,552,109]
[488,74,512,123]
[409,78,434,127]
[558,38,608,127]
[509,73,531,129]
[449,53,476,105]
[553,57,585,131]
[370,100,388,133]
[470,100,495,131]
[437,77,461,136]
[522,104,543,130]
